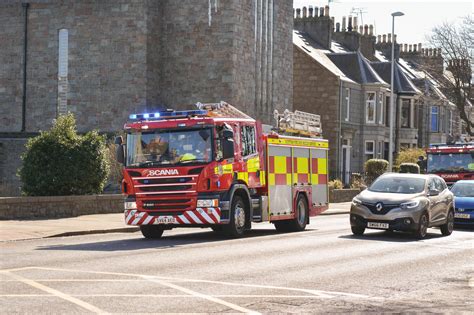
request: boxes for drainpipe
[337,79,343,179]
[21,3,29,132]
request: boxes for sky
[293,0,473,45]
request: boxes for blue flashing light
[128,109,208,121]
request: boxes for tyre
[274,221,289,233]
[222,196,246,238]
[414,213,428,239]
[286,194,308,232]
[140,225,164,239]
[351,225,365,236]
[440,210,454,236]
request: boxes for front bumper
[350,203,425,231]
[125,208,222,226]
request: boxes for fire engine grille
[142,199,193,211]
[139,185,192,192]
[137,177,193,185]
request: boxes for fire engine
[115,102,329,238]
[426,142,474,185]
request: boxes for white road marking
[0,294,363,298]
[143,276,260,314]
[0,271,106,314]
[469,277,474,288]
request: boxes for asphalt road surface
[1,213,473,314]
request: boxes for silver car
[350,173,454,239]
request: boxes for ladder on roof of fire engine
[195,101,252,119]
[195,101,253,119]
[273,109,322,138]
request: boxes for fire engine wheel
[140,225,164,239]
[223,196,246,238]
[287,194,308,232]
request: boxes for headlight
[400,200,420,209]
[124,201,137,210]
[352,197,362,206]
[197,199,219,208]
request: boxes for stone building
[0,0,294,195]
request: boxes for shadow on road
[339,230,445,242]
[36,228,315,252]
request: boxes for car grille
[362,202,399,215]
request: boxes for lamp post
[389,11,404,171]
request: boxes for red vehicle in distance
[426,142,474,185]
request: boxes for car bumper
[350,203,425,231]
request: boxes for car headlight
[352,197,362,206]
[400,200,420,209]
[197,199,219,208]
[124,201,137,210]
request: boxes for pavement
[0,202,351,242]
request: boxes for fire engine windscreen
[427,153,474,173]
[126,128,213,167]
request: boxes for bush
[364,159,389,185]
[19,114,110,196]
[328,179,343,190]
[399,163,420,174]
[395,148,426,168]
[350,173,366,190]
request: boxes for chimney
[294,6,334,50]
[375,33,401,60]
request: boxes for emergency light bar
[129,109,208,121]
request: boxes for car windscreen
[451,182,474,197]
[369,177,426,194]
[126,128,213,167]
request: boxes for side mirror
[428,189,439,196]
[222,138,234,160]
[115,136,123,145]
[116,144,125,164]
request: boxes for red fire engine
[426,142,474,185]
[115,102,329,238]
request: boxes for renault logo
[375,202,383,211]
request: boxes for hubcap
[420,216,427,237]
[297,200,306,225]
[234,203,245,229]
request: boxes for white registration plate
[454,213,471,219]
[367,222,389,229]
[156,216,176,224]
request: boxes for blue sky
[293,0,473,45]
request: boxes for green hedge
[399,163,420,174]
[364,159,389,185]
[19,114,110,196]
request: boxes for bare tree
[429,16,473,136]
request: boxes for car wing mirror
[428,189,439,196]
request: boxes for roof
[326,52,389,86]
[293,31,355,83]
[371,61,421,95]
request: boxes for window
[378,93,384,124]
[431,106,439,132]
[365,141,375,160]
[385,95,391,126]
[58,29,69,116]
[366,92,376,123]
[344,88,350,121]
[240,125,256,156]
[401,99,411,128]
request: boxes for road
[1,212,473,314]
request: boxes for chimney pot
[325,5,330,17]
[359,25,363,34]
[409,44,412,52]
[394,34,397,43]
[388,33,392,43]
[377,35,381,43]
[438,48,442,56]
[369,25,374,36]
[296,8,301,18]
[353,16,358,31]
[347,16,353,31]
[319,7,324,17]
[308,6,313,17]
[418,43,422,52]
[413,44,417,52]
[341,17,346,31]
[382,34,387,43]
[428,48,433,56]
[336,22,340,32]
[421,48,425,55]
[404,44,408,52]
[302,7,307,18]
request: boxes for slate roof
[371,61,421,95]
[326,52,388,86]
